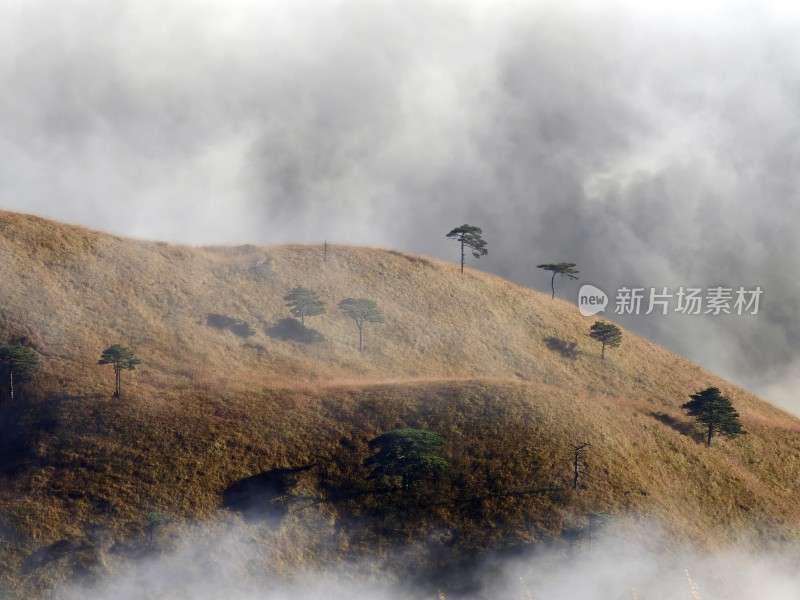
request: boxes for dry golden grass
[1,210,800,597]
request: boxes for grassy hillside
[1,211,800,597]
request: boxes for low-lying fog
[54,516,800,600]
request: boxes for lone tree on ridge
[537,262,579,299]
[446,224,488,274]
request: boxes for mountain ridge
[1,210,799,598]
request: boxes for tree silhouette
[588,321,622,360]
[99,344,141,398]
[284,286,326,330]
[0,344,39,402]
[682,387,745,446]
[338,298,384,352]
[446,224,488,274]
[364,428,450,494]
[537,262,579,299]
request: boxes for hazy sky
[2,0,800,409]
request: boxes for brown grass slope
[1,210,800,595]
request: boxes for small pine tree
[537,262,579,299]
[588,321,622,360]
[0,344,39,402]
[682,387,745,446]
[338,298,384,352]
[142,510,167,546]
[446,224,488,274]
[364,428,450,494]
[284,286,326,330]
[99,344,141,398]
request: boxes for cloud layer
[54,517,800,600]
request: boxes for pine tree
[446,224,488,274]
[364,428,450,494]
[588,321,622,360]
[99,344,141,398]
[284,286,326,330]
[682,387,745,446]
[0,344,39,402]
[537,262,579,299]
[338,298,384,352]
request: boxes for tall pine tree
[446,225,488,274]
[537,262,579,299]
[99,344,141,398]
[338,298,383,352]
